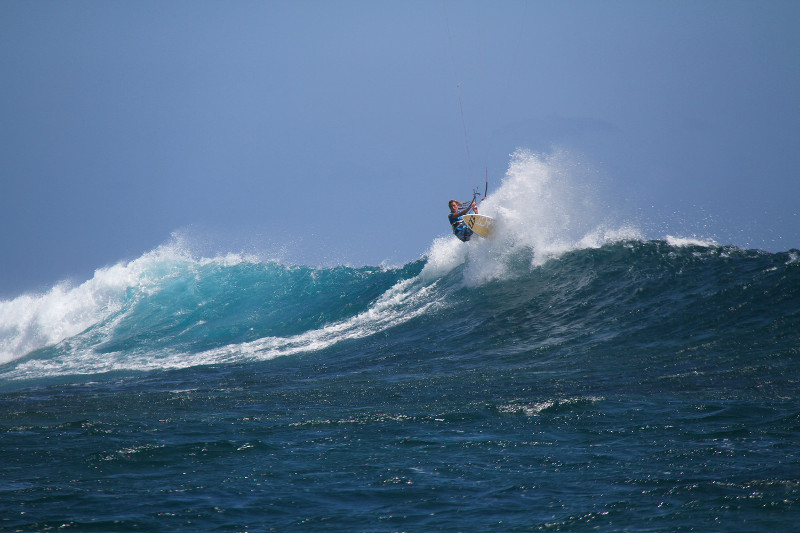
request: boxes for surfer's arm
[455,202,476,217]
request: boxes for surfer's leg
[456,227,473,242]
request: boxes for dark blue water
[2,238,799,531]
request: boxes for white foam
[420,236,467,281]
[666,235,719,248]
[0,278,124,366]
[498,396,603,416]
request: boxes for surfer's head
[449,200,459,212]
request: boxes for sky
[1,0,798,296]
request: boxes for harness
[449,213,466,231]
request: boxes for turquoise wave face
[1,239,798,385]
[89,260,425,356]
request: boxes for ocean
[2,153,799,531]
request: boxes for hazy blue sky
[2,0,798,296]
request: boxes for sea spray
[425,149,642,286]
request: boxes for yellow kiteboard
[461,214,495,238]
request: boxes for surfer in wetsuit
[448,199,479,242]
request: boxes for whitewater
[2,150,799,531]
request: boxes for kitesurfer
[448,199,478,242]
